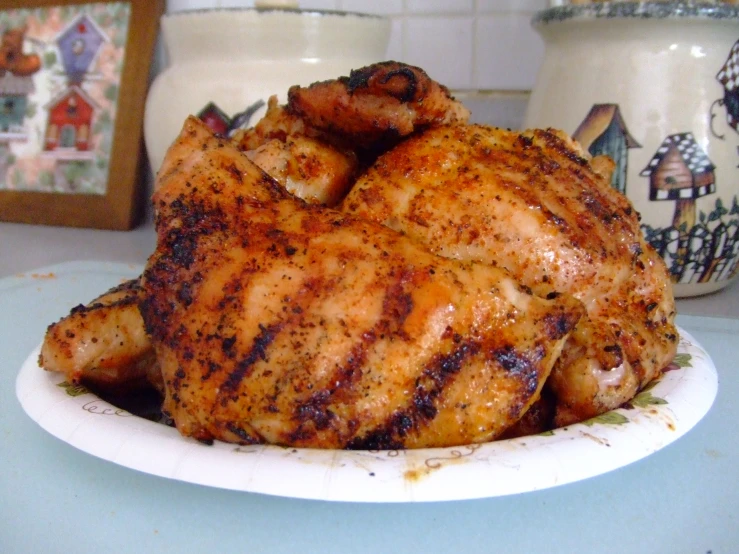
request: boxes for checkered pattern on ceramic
[717,40,739,92]
[641,133,715,176]
[674,133,715,173]
[651,183,716,201]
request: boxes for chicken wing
[140,117,584,449]
[287,61,470,150]
[39,279,158,392]
[342,124,678,427]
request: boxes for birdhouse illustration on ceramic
[197,102,231,136]
[42,85,98,158]
[196,99,265,137]
[0,26,42,138]
[573,104,641,195]
[640,132,716,232]
[639,132,739,286]
[56,14,108,84]
[714,39,739,136]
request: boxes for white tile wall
[405,0,474,14]
[340,0,403,15]
[474,13,544,90]
[165,0,547,92]
[404,16,474,88]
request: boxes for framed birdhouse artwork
[0,0,164,229]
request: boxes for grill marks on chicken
[140,117,584,449]
[342,124,678,427]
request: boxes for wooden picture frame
[0,0,164,229]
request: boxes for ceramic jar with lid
[524,2,739,297]
[144,5,390,175]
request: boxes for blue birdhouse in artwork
[56,14,108,84]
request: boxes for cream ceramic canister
[524,2,739,297]
[144,6,390,175]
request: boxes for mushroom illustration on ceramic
[710,38,739,139]
[573,103,641,195]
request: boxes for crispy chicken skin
[287,61,470,150]
[140,117,584,449]
[342,124,678,427]
[39,279,157,391]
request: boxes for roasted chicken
[342,124,678,426]
[37,61,678,449]
[139,117,584,449]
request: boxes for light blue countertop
[0,257,737,554]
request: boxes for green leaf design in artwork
[57,381,89,397]
[631,391,668,409]
[44,51,57,68]
[673,353,693,368]
[104,84,118,102]
[582,411,629,427]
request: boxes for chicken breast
[39,279,157,392]
[342,124,678,427]
[140,117,584,449]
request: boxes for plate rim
[16,326,718,503]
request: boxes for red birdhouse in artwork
[42,85,99,158]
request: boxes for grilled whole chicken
[139,117,584,449]
[342,124,678,427]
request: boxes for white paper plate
[16,327,717,503]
